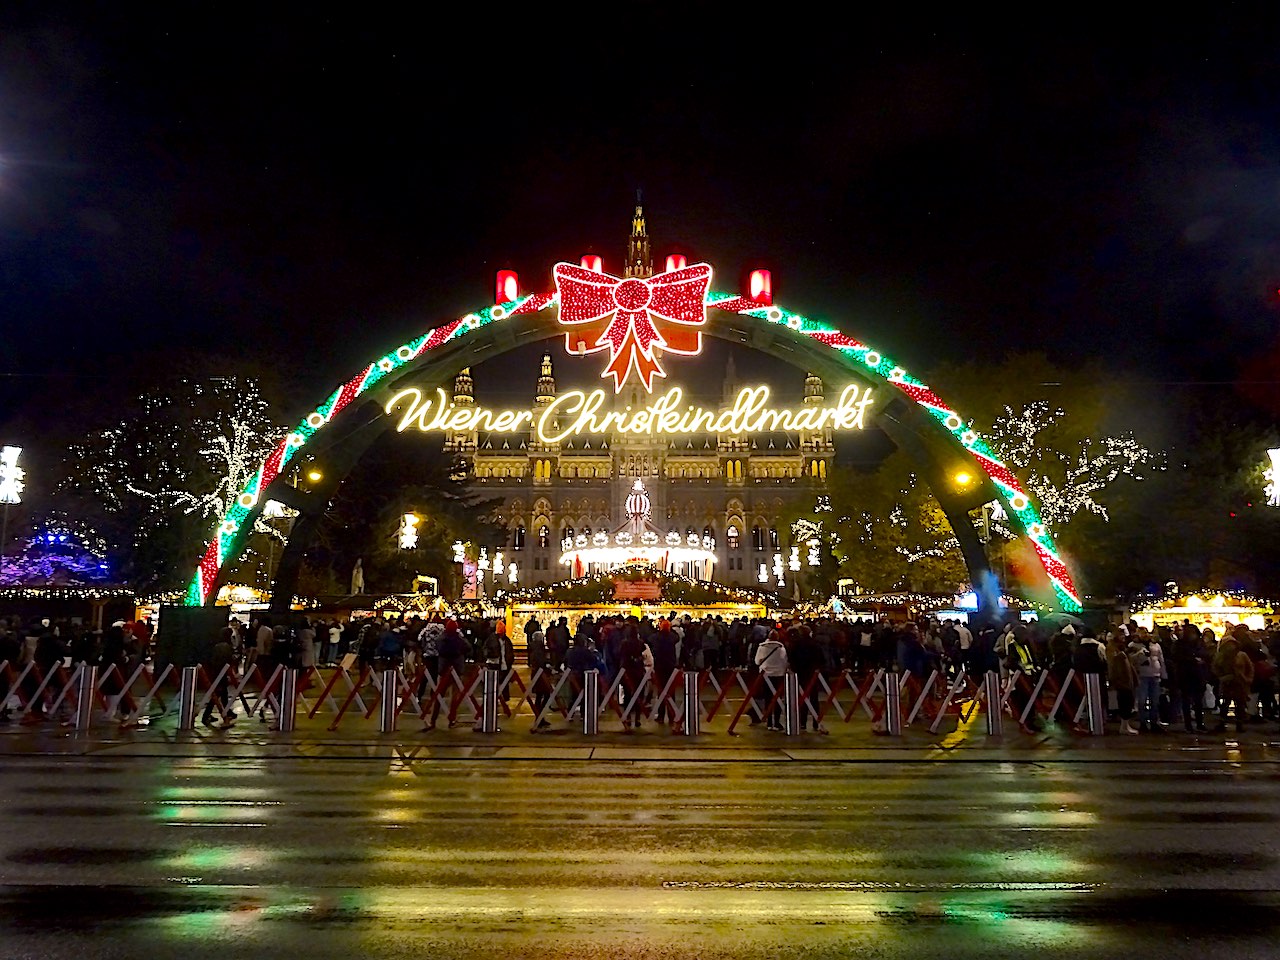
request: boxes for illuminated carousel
[559,479,718,581]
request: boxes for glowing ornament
[1266,449,1280,507]
[554,261,713,391]
[757,563,769,584]
[452,540,465,563]
[788,546,801,572]
[397,513,420,549]
[0,447,24,505]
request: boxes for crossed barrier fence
[0,658,1108,738]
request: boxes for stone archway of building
[186,286,1082,614]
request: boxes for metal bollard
[884,671,903,735]
[681,671,700,736]
[782,671,801,735]
[75,664,97,732]
[379,668,399,734]
[277,669,298,732]
[1085,672,1106,736]
[984,670,1004,736]
[582,669,599,735]
[178,666,199,731]
[476,668,501,734]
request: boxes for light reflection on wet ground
[2,753,1280,958]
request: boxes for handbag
[1203,686,1217,710]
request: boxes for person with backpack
[1005,628,1043,733]
[1070,631,1107,732]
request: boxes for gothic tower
[530,353,559,455]
[623,192,652,279]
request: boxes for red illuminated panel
[665,254,687,273]
[496,270,519,304]
[748,269,772,305]
[580,255,603,273]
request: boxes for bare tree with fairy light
[52,376,284,592]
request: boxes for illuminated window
[752,525,764,552]
[539,525,550,549]
[769,527,779,550]
[514,525,525,550]
[727,525,740,549]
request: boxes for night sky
[3,8,1280,424]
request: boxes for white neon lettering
[388,385,875,439]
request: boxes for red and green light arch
[186,288,1083,612]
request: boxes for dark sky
[3,8,1280,425]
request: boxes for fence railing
[0,659,1108,737]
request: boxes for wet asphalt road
[3,749,1280,959]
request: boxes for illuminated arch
[186,284,1082,612]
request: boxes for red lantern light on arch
[748,269,772,305]
[495,270,519,304]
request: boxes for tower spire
[625,192,652,279]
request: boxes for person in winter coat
[618,623,650,730]
[1215,631,1256,733]
[1129,629,1168,733]
[648,621,679,724]
[424,619,469,731]
[752,629,788,730]
[1171,625,1209,732]
[1107,633,1139,735]
[787,625,828,734]
[527,628,552,729]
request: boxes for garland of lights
[185,286,1082,612]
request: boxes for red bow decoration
[554,262,713,391]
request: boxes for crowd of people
[0,615,153,725]
[3,609,1278,736]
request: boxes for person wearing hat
[424,618,468,731]
[648,619,679,727]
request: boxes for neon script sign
[387,384,875,443]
